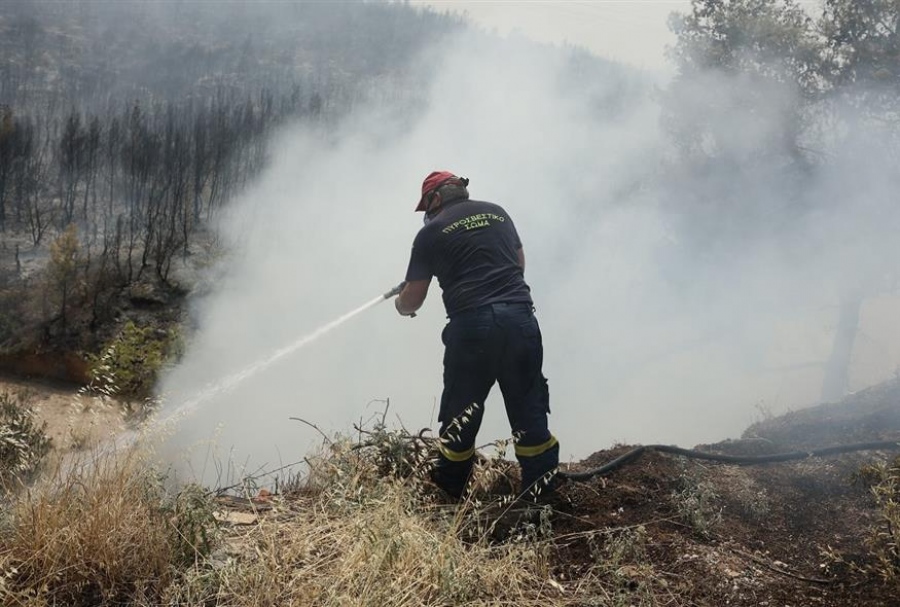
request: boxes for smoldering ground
[155,27,900,484]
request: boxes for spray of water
[120,294,388,450]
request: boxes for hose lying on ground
[558,440,900,482]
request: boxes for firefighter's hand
[395,296,417,318]
[394,278,428,317]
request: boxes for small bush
[0,392,52,486]
[89,321,182,400]
[672,469,722,538]
[164,483,218,565]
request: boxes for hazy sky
[411,1,692,71]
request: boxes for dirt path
[1,375,128,452]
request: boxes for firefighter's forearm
[395,279,429,315]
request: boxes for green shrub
[89,321,182,400]
[164,483,218,566]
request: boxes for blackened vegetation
[0,1,466,377]
[553,386,900,606]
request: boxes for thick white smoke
[157,28,900,484]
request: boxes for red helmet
[416,170,459,212]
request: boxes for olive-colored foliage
[164,483,218,566]
[47,223,84,325]
[89,321,182,399]
[669,0,823,91]
[670,0,900,105]
[821,0,900,101]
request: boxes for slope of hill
[2,377,898,605]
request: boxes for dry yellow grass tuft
[0,448,215,606]
[1,425,588,607]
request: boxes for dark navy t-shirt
[404,199,533,316]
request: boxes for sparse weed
[672,467,722,538]
[461,433,519,499]
[587,525,649,574]
[582,525,665,607]
[848,456,900,583]
[752,400,776,423]
[353,414,432,481]
[728,470,771,522]
[67,424,91,450]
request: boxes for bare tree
[81,115,101,236]
[57,109,85,226]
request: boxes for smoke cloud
[157,26,900,483]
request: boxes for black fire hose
[558,440,900,482]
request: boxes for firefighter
[395,171,559,502]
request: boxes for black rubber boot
[518,442,560,503]
[430,457,474,501]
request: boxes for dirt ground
[1,374,127,453]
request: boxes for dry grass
[0,423,595,607]
[167,437,571,606]
[0,448,215,606]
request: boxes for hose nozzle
[384,281,406,299]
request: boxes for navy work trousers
[432,302,559,499]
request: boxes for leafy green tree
[665,0,825,160]
[669,0,823,91]
[665,0,900,402]
[820,0,900,108]
[662,0,825,261]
